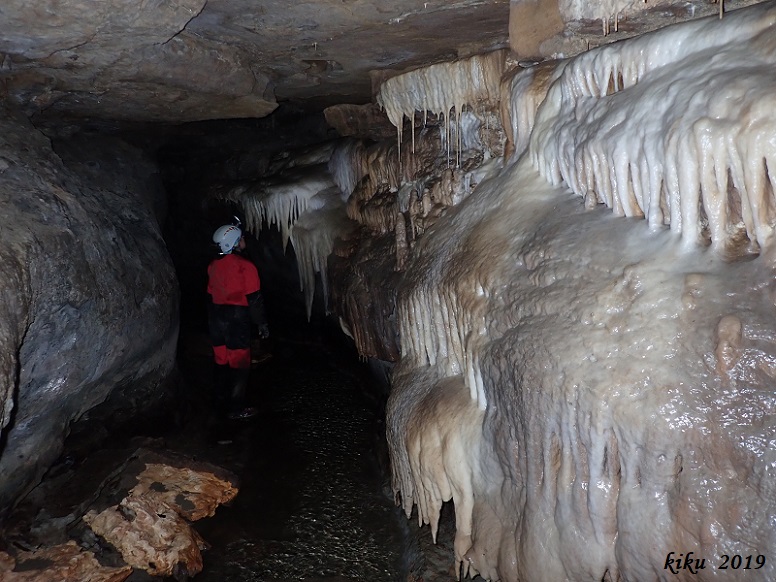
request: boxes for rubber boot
[212,363,231,420]
[227,368,256,420]
[210,363,235,444]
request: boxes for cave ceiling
[0,0,510,127]
[2,0,750,133]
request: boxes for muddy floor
[2,329,474,582]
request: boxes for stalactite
[378,51,507,165]
[328,139,367,199]
[501,60,561,161]
[386,5,776,582]
[395,211,409,271]
[219,160,353,321]
[529,3,776,253]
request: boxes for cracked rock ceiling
[1,0,744,128]
[0,0,511,125]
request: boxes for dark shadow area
[174,329,412,581]
[153,117,418,579]
[1,111,429,581]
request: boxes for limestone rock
[129,462,239,522]
[0,109,178,510]
[84,496,207,578]
[80,452,238,578]
[324,104,397,141]
[0,541,132,582]
[383,4,776,580]
[0,0,512,125]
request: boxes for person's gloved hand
[257,323,270,339]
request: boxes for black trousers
[208,303,251,368]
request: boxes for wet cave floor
[4,329,471,582]
[184,335,408,581]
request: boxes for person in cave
[207,220,270,430]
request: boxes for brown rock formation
[0,541,132,582]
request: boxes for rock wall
[1,0,277,123]
[210,5,776,578]
[384,3,776,580]
[0,109,178,512]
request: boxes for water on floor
[186,340,411,581]
[2,329,425,582]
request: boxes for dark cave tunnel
[7,3,776,579]
[154,109,421,582]
[1,106,440,582]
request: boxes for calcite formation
[5,0,774,565]
[386,3,776,580]
[222,2,776,580]
[221,53,506,329]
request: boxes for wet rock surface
[82,454,239,579]
[0,109,178,513]
[0,541,132,582]
[3,331,468,581]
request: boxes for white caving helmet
[213,223,242,255]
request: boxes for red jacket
[207,253,260,306]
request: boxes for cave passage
[0,111,451,580]
[148,117,416,580]
[6,256,417,580]
[176,331,411,581]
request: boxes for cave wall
[213,3,776,580]
[389,159,776,580]
[383,4,776,580]
[0,108,178,512]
